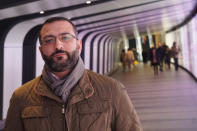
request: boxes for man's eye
[45,39,55,44]
[62,36,71,41]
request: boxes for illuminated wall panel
[165,32,175,47]
[190,16,197,78]
[177,15,197,78]
[180,26,190,70]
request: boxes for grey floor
[110,63,197,131]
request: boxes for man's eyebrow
[42,32,73,40]
[59,32,71,35]
[42,35,55,40]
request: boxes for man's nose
[54,38,63,50]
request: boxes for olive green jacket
[4,70,142,131]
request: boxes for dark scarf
[42,57,84,103]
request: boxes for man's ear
[39,45,42,53]
[77,40,82,55]
[39,45,44,57]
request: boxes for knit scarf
[42,57,84,103]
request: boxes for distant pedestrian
[156,43,165,72]
[150,45,159,75]
[142,49,148,64]
[126,47,135,71]
[165,46,172,69]
[171,42,180,71]
[132,48,138,61]
[162,43,168,67]
[120,49,127,71]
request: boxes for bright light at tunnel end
[40,10,45,14]
[86,1,92,4]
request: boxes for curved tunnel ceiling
[0,0,197,37]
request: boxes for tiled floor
[110,63,197,131]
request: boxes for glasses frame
[41,33,78,46]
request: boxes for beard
[41,49,79,72]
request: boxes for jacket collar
[33,76,63,103]
[34,70,94,105]
[68,70,94,105]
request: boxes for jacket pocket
[21,106,51,131]
[77,100,111,131]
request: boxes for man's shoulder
[85,70,125,97]
[86,70,118,84]
[14,76,41,97]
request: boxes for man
[171,42,180,71]
[126,47,135,71]
[120,49,127,71]
[4,17,142,131]
[156,43,165,72]
[150,44,159,75]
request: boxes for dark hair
[39,17,78,44]
[128,47,132,51]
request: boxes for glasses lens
[43,37,55,45]
[60,33,77,43]
[61,34,72,42]
[42,33,77,45]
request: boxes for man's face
[39,20,82,72]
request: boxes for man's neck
[52,69,71,79]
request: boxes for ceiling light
[86,1,91,4]
[40,11,45,14]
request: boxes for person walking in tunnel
[4,17,142,131]
[171,42,180,71]
[142,48,148,64]
[120,49,127,71]
[156,42,165,72]
[126,47,135,71]
[165,45,172,70]
[150,45,159,75]
[132,48,138,61]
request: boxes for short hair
[128,47,132,51]
[38,17,78,45]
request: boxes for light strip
[86,1,91,4]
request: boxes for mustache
[51,50,70,57]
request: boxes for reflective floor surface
[110,62,197,131]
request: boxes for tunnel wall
[165,15,197,78]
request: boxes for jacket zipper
[62,104,66,131]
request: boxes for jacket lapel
[68,71,94,105]
[33,76,63,103]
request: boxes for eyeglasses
[41,33,78,46]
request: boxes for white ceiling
[0,0,196,37]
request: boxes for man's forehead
[41,20,74,35]
[43,20,73,29]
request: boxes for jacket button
[85,87,91,95]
